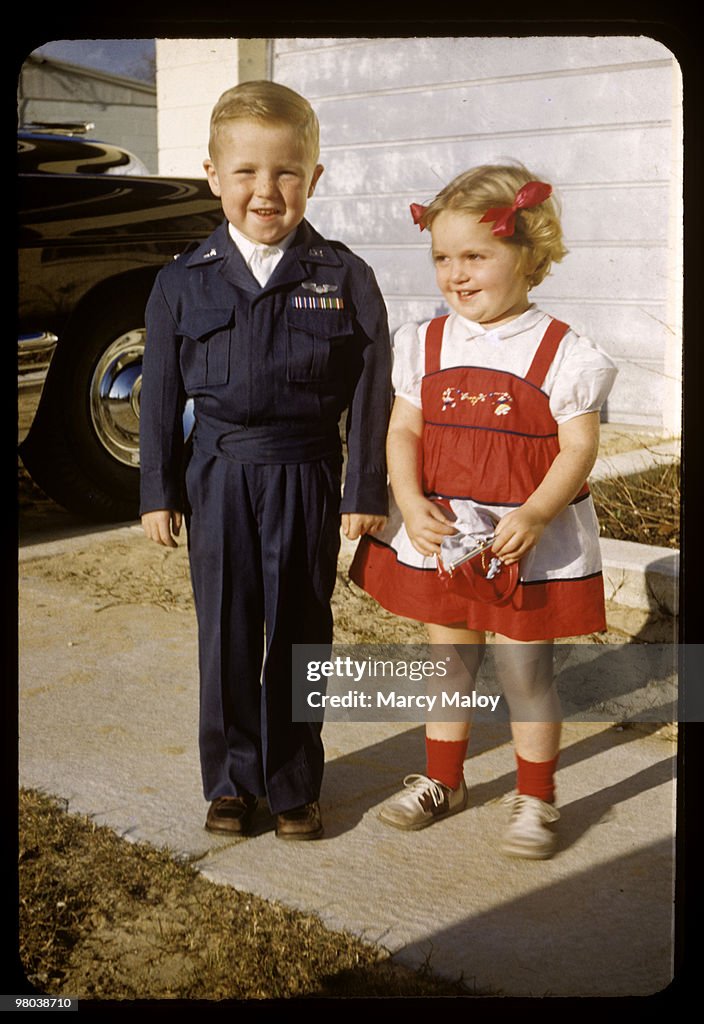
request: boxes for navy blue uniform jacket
[139,218,391,516]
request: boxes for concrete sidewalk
[17,520,678,999]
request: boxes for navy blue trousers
[185,448,342,813]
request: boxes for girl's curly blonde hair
[421,163,568,288]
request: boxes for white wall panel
[309,184,668,248]
[274,36,672,97]
[316,126,673,207]
[275,35,681,430]
[312,68,671,147]
[153,35,681,427]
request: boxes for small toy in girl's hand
[435,500,510,583]
[437,526,519,606]
[485,556,503,580]
[437,531,494,576]
[435,500,496,575]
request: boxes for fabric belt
[193,415,341,464]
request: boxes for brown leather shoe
[275,801,323,840]
[205,794,258,835]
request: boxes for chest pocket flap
[286,305,353,383]
[179,307,234,388]
[180,307,235,341]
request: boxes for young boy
[139,81,390,840]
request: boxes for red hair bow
[410,202,428,231]
[479,181,552,237]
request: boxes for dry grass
[19,789,477,1000]
[591,462,680,549]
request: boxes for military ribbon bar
[291,296,344,309]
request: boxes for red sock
[426,737,468,790]
[515,752,559,804]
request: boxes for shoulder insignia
[174,239,201,260]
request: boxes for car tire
[20,291,151,523]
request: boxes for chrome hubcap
[90,330,145,466]
[89,329,194,467]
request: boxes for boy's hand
[342,513,387,541]
[141,509,182,548]
[401,497,456,557]
[491,505,547,564]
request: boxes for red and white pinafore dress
[350,313,609,640]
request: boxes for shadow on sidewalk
[320,720,675,843]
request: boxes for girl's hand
[401,497,457,556]
[141,509,182,548]
[342,514,387,540]
[491,411,601,565]
[491,505,547,564]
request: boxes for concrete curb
[591,440,680,481]
[600,537,679,617]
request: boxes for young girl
[350,163,617,859]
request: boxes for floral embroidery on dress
[441,387,513,415]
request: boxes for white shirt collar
[227,222,296,263]
[454,303,546,341]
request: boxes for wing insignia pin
[301,281,339,294]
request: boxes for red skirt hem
[349,536,607,642]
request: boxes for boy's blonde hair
[208,80,320,166]
[422,163,567,287]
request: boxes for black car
[18,124,223,521]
